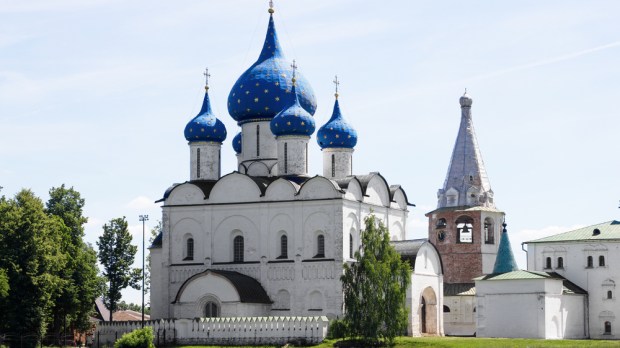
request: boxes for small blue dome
[232,131,242,154]
[317,98,357,149]
[184,88,227,143]
[270,84,315,137]
[227,14,316,124]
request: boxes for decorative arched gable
[264,178,299,201]
[166,183,207,205]
[209,172,263,203]
[364,174,391,207]
[298,176,342,200]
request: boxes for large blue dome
[317,98,357,149]
[232,131,242,154]
[184,88,227,143]
[227,14,316,125]
[270,84,315,137]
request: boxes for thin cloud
[464,41,620,82]
[126,196,156,211]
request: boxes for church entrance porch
[420,287,438,335]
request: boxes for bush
[327,319,348,339]
[114,327,154,348]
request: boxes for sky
[1,0,619,305]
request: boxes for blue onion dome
[317,96,357,149]
[232,131,242,154]
[270,82,315,137]
[227,11,317,125]
[184,86,227,143]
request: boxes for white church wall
[443,295,476,336]
[479,211,504,275]
[408,242,444,336]
[150,248,164,319]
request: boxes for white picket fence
[95,316,329,346]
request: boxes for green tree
[0,190,67,347]
[0,268,9,298]
[145,220,161,296]
[45,185,102,336]
[341,214,411,346]
[97,217,141,321]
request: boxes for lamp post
[139,214,149,328]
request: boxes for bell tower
[427,91,504,285]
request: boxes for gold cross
[203,68,211,87]
[291,59,298,84]
[333,75,340,98]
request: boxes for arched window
[545,257,552,269]
[185,238,194,261]
[284,143,288,174]
[599,255,606,267]
[456,216,474,243]
[484,218,494,244]
[279,235,288,259]
[557,257,564,269]
[205,301,219,318]
[436,218,447,229]
[349,234,354,259]
[331,155,335,177]
[233,236,244,262]
[605,321,612,335]
[315,234,325,258]
[443,305,451,313]
[196,148,201,178]
[587,256,594,268]
[607,290,613,300]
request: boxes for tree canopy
[341,214,411,345]
[97,217,141,321]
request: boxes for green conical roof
[492,222,519,274]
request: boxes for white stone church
[148,4,618,341]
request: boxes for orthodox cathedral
[148,3,618,341]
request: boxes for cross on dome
[268,0,274,14]
[333,75,340,99]
[291,59,297,84]
[203,68,211,90]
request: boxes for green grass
[180,336,620,348]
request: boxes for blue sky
[1,0,619,305]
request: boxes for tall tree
[97,217,141,321]
[0,190,67,347]
[45,185,102,337]
[341,214,411,345]
[0,268,8,298]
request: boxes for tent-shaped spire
[492,222,519,274]
[438,91,494,208]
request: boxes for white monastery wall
[408,242,444,336]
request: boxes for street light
[139,214,149,328]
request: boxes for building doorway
[420,287,438,335]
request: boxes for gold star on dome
[348,135,351,138]
[275,96,280,101]
[275,123,278,127]
[287,121,291,125]
[264,106,269,111]
[213,129,217,132]
[237,99,241,104]
[275,82,279,86]
[281,73,286,78]
[232,93,235,97]
[201,128,205,132]
[246,108,251,112]
[324,135,327,139]
[245,91,250,95]
[240,84,244,88]
[189,128,193,132]
[301,121,305,126]
[254,97,259,102]
[335,134,339,138]
[285,89,291,93]
[264,89,269,93]
[255,82,260,87]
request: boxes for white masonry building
[149,4,443,336]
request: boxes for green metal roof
[475,270,549,280]
[525,220,620,243]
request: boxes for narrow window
[436,218,447,229]
[331,154,335,177]
[280,235,288,259]
[196,148,201,178]
[484,218,494,244]
[599,255,606,267]
[218,148,221,177]
[185,238,194,261]
[233,236,244,262]
[587,256,593,268]
[557,257,564,269]
[316,234,325,258]
[284,142,288,174]
[545,257,552,269]
[205,302,219,318]
[607,290,613,300]
[256,125,260,157]
[349,234,353,259]
[605,321,612,335]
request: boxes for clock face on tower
[437,230,446,242]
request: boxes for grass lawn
[181,336,620,348]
